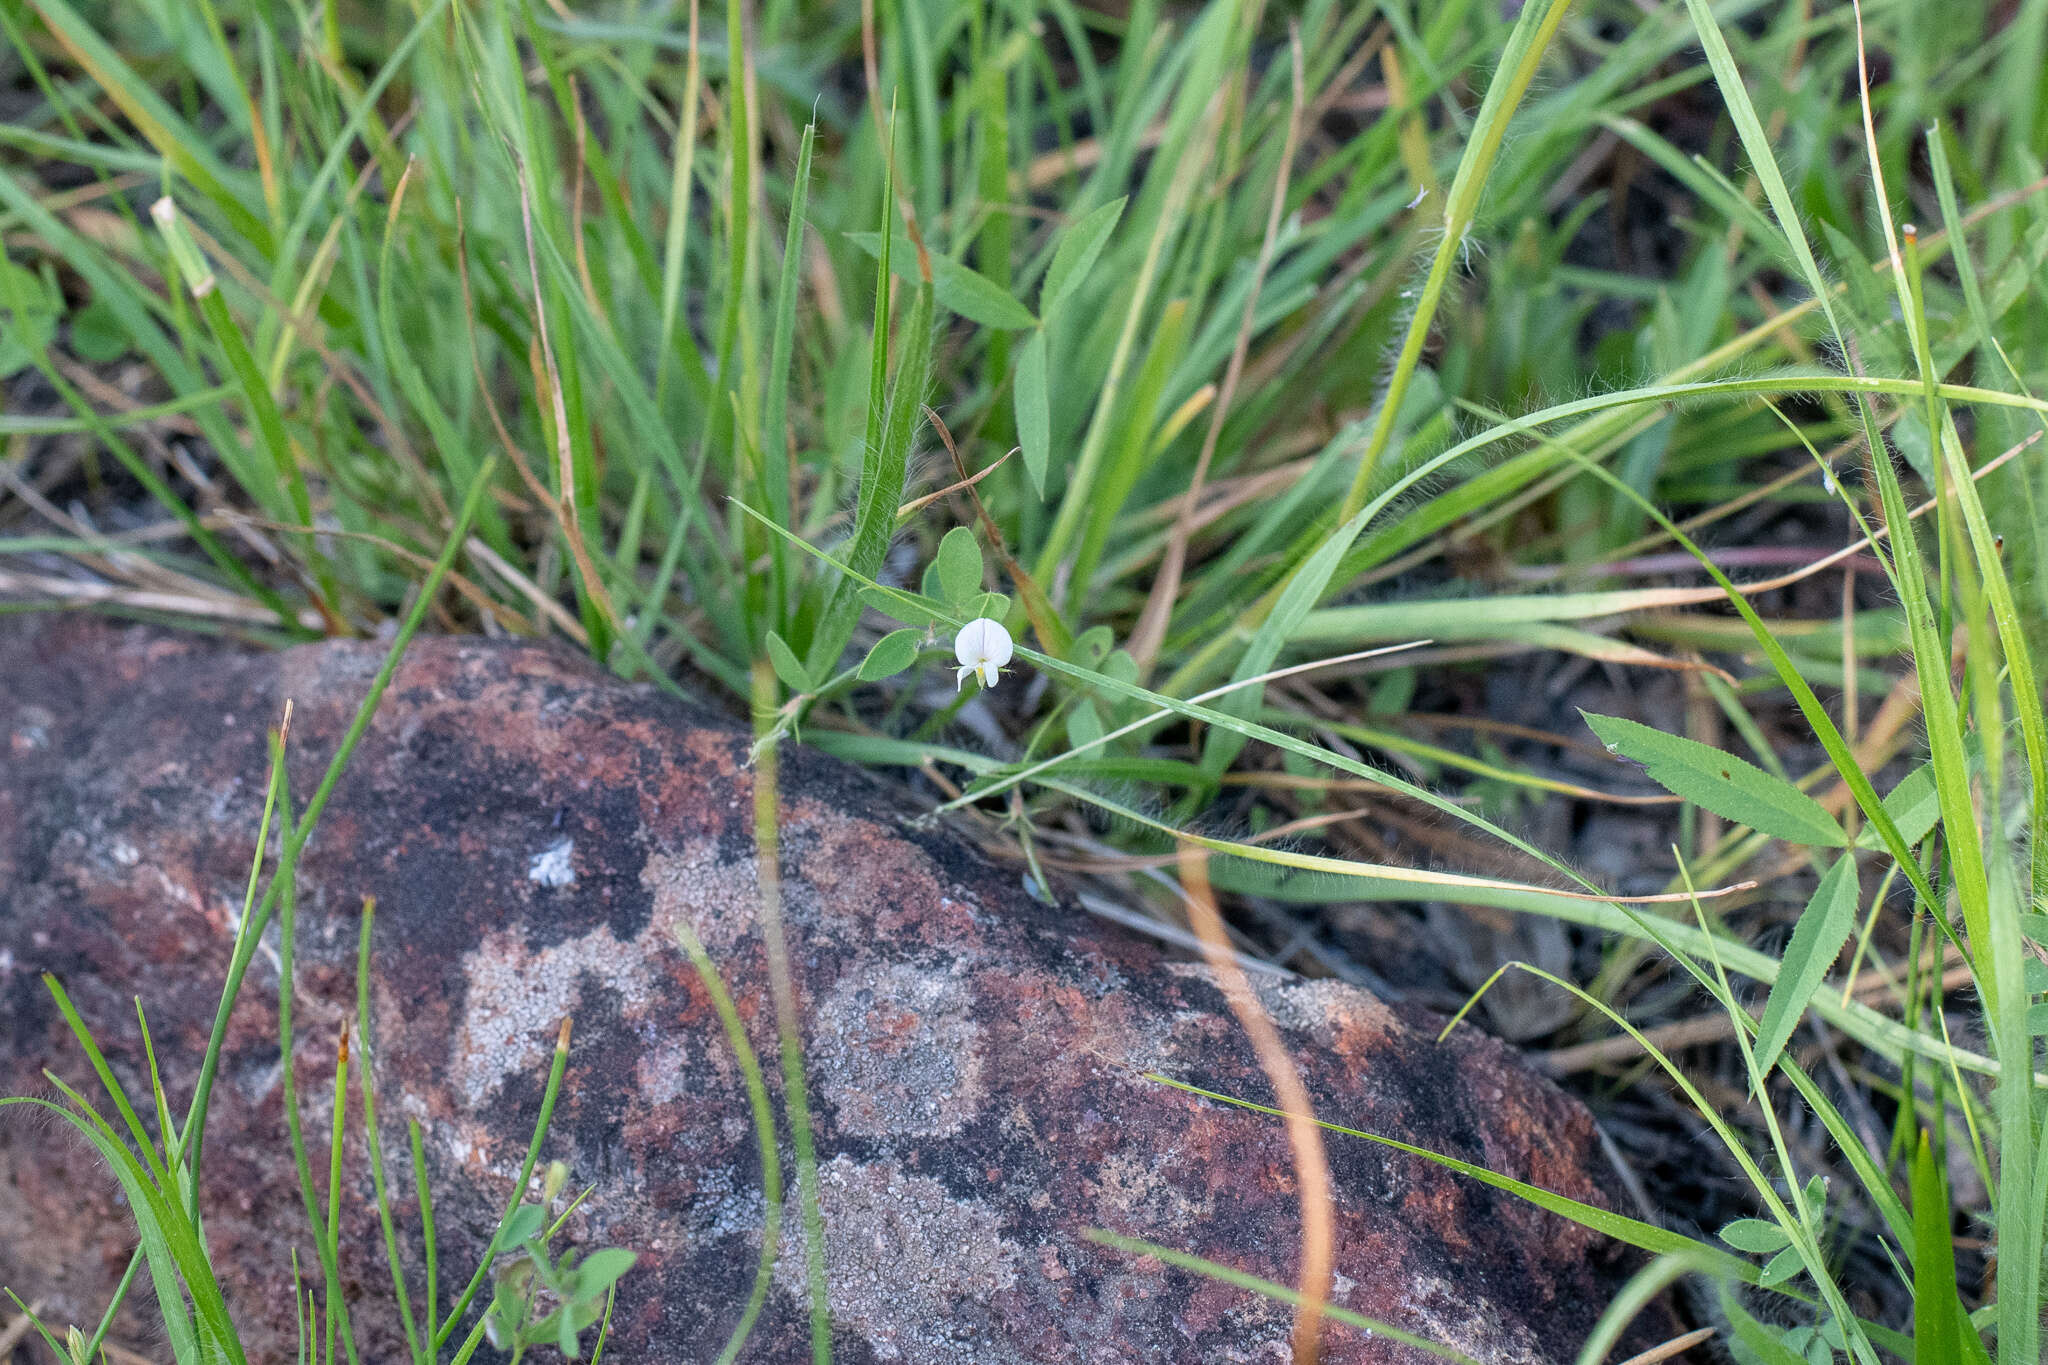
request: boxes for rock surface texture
[0,618,1668,1363]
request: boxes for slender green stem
[433,1018,572,1351]
[750,658,832,1363]
[355,899,425,1363]
[1337,0,1577,517]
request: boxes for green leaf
[69,298,129,363]
[496,1203,547,1250]
[1072,625,1114,668]
[846,232,1036,329]
[0,260,58,378]
[1753,854,1861,1077]
[1758,1244,1804,1288]
[1015,327,1051,496]
[1911,1129,1991,1365]
[1067,699,1105,752]
[857,628,921,681]
[1719,1218,1792,1254]
[765,630,814,693]
[1042,195,1127,314]
[1582,712,1847,847]
[965,591,1010,621]
[1889,408,1936,485]
[574,1248,637,1297]
[935,526,984,605]
[1854,760,1943,849]
[2026,1002,2048,1034]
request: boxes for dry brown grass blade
[1011,123,1165,195]
[1175,844,1333,1365]
[455,200,555,512]
[509,163,630,644]
[1129,28,1306,674]
[209,512,534,636]
[1616,1326,1716,1365]
[896,443,1015,518]
[0,566,315,626]
[0,1299,44,1355]
[1222,767,1680,809]
[464,535,590,643]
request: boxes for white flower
[953,617,1013,691]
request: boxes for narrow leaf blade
[1583,712,1847,847]
[1042,195,1127,314]
[1016,328,1051,496]
[1753,854,1859,1076]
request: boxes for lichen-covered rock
[0,618,1669,1362]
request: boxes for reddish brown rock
[0,617,1670,1362]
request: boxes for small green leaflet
[765,629,814,693]
[1042,196,1126,315]
[1853,748,1983,850]
[70,299,130,363]
[1757,1244,1807,1288]
[857,628,921,681]
[846,232,1036,329]
[1718,1218,1790,1254]
[1582,711,1847,847]
[1753,853,1860,1077]
[935,525,984,605]
[1015,327,1051,496]
[1854,760,1941,850]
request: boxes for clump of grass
[4,0,2048,1360]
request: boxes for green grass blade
[757,117,817,623]
[1147,1074,1757,1283]
[1084,1231,1478,1364]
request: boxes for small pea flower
[953,617,1013,691]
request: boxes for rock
[0,617,1671,1363]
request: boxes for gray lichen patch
[777,1154,1021,1363]
[809,960,986,1139]
[1253,975,1395,1035]
[1087,1148,1214,1229]
[642,846,762,955]
[1398,1269,1550,1365]
[452,923,651,1105]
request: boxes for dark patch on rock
[0,616,1678,1363]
